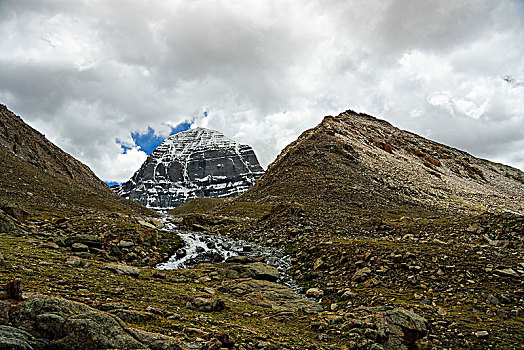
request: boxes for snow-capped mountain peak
[114,127,264,210]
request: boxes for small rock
[340,289,356,300]
[363,277,379,287]
[175,248,186,259]
[266,257,277,265]
[225,255,252,264]
[71,243,89,252]
[313,258,324,270]
[99,302,128,311]
[306,288,324,299]
[152,271,166,279]
[433,238,448,245]
[494,268,519,278]
[110,309,156,322]
[150,218,163,228]
[137,219,156,229]
[352,267,371,282]
[118,240,134,248]
[100,263,140,277]
[437,308,448,316]
[65,234,103,248]
[407,275,419,285]
[65,256,84,267]
[486,294,500,305]
[475,331,489,339]
[38,242,59,249]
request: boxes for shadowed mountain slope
[0,104,153,218]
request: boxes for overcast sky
[0,0,523,182]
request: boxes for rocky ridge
[115,127,264,210]
[0,104,152,218]
[244,109,524,218]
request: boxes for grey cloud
[0,0,522,182]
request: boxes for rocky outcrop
[1,296,189,350]
[115,128,264,210]
[316,306,428,350]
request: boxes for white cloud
[0,0,523,182]
[96,146,149,183]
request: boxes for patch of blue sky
[131,121,192,154]
[110,120,193,186]
[502,75,524,86]
[116,121,192,155]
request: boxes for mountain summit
[244,109,524,220]
[115,127,264,210]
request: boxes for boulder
[71,243,89,252]
[305,288,324,299]
[118,240,135,248]
[65,235,104,248]
[239,262,279,282]
[2,204,29,222]
[186,296,225,312]
[0,279,22,300]
[219,279,322,314]
[100,263,140,277]
[3,296,190,350]
[342,306,428,350]
[224,262,279,282]
[0,325,51,350]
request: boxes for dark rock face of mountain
[115,127,264,210]
[0,104,151,217]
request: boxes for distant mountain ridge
[115,127,264,210]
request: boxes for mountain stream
[155,217,298,290]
